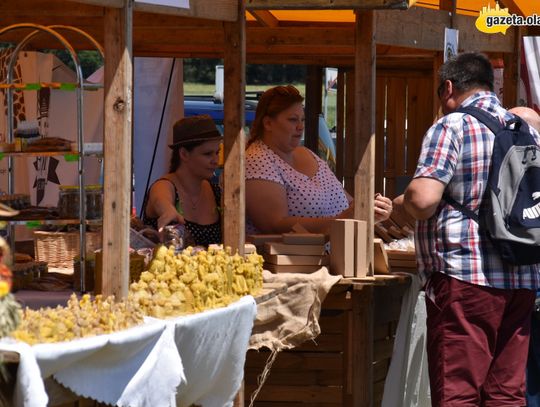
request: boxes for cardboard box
[374,238,390,274]
[264,242,326,256]
[330,219,355,277]
[263,253,329,266]
[354,220,368,278]
[282,233,326,245]
[264,263,322,274]
[246,234,282,246]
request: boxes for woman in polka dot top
[245,85,392,235]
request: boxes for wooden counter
[244,273,412,407]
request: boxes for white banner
[135,0,189,8]
[522,36,540,112]
[133,57,183,216]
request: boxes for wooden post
[432,52,443,120]
[375,75,385,195]
[344,68,355,195]
[102,0,133,298]
[354,10,375,276]
[305,65,323,153]
[223,0,246,256]
[336,68,345,183]
[503,27,521,108]
[352,284,374,407]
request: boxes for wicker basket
[34,230,102,269]
[93,251,145,294]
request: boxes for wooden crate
[386,249,416,272]
[245,277,410,406]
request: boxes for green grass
[183,83,336,129]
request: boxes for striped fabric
[414,91,540,290]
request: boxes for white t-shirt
[245,140,349,234]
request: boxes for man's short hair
[438,52,494,93]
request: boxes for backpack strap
[442,191,480,223]
[456,106,504,136]
[441,106,500,224]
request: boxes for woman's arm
[145,179,185,231]
[246,179,351,235]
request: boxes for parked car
[183,95,337,171]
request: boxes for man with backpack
[403,52,540,406]
[509,106,540,407]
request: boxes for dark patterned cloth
[143,178,221,247]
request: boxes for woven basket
[93,251,145,294]
[34,230,102,269]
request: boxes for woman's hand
[157,207,185,232]
[374,193,393,223]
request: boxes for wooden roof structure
[1,0,530,302]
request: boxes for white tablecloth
[381,274,431,407]
[1,295,258,407]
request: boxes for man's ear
[445,80,454,98]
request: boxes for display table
[244,272,412,406]
[0,295,258,407]
[15,289,75,309]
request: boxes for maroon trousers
[425,272,536,407]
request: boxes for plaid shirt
[414,91,540,290]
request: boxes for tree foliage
[183,58,306,85]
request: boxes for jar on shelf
[85,185,103,220]
[58,185,103,219]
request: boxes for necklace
[183,189,201,211]
[175,175,202,211]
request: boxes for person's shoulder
[246,140,275,163]
[152,175,176,188]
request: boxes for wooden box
[386,249,416,272]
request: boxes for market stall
[1,1,536,406]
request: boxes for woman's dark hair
[438,52,494,93]
[169,140,205,172]
[248,85,304,147]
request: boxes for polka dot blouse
[245,140,349,234]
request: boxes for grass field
[184,82,337,129]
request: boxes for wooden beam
[69,0,238,21]
[248,10,279,27]
[101,0,133,298]
[305,65,323,153]
[246,0,411,10]
[344,69,355,195]
[376,7,515,53]
[503,27,520,108]
[133,0,238,22]
[352,285,374,407]
[69,0,123,7]
[432,52,443,122]
[353,10,375,279]
[336,69,346,182]
[222,0,246,255]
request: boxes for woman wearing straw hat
[143,114,222,246]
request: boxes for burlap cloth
[249,267,341,351]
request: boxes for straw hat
[169,115,222,148]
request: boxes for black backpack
[443,106,540,265]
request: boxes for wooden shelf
[0,218,102,226]
[0,150,102,158]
